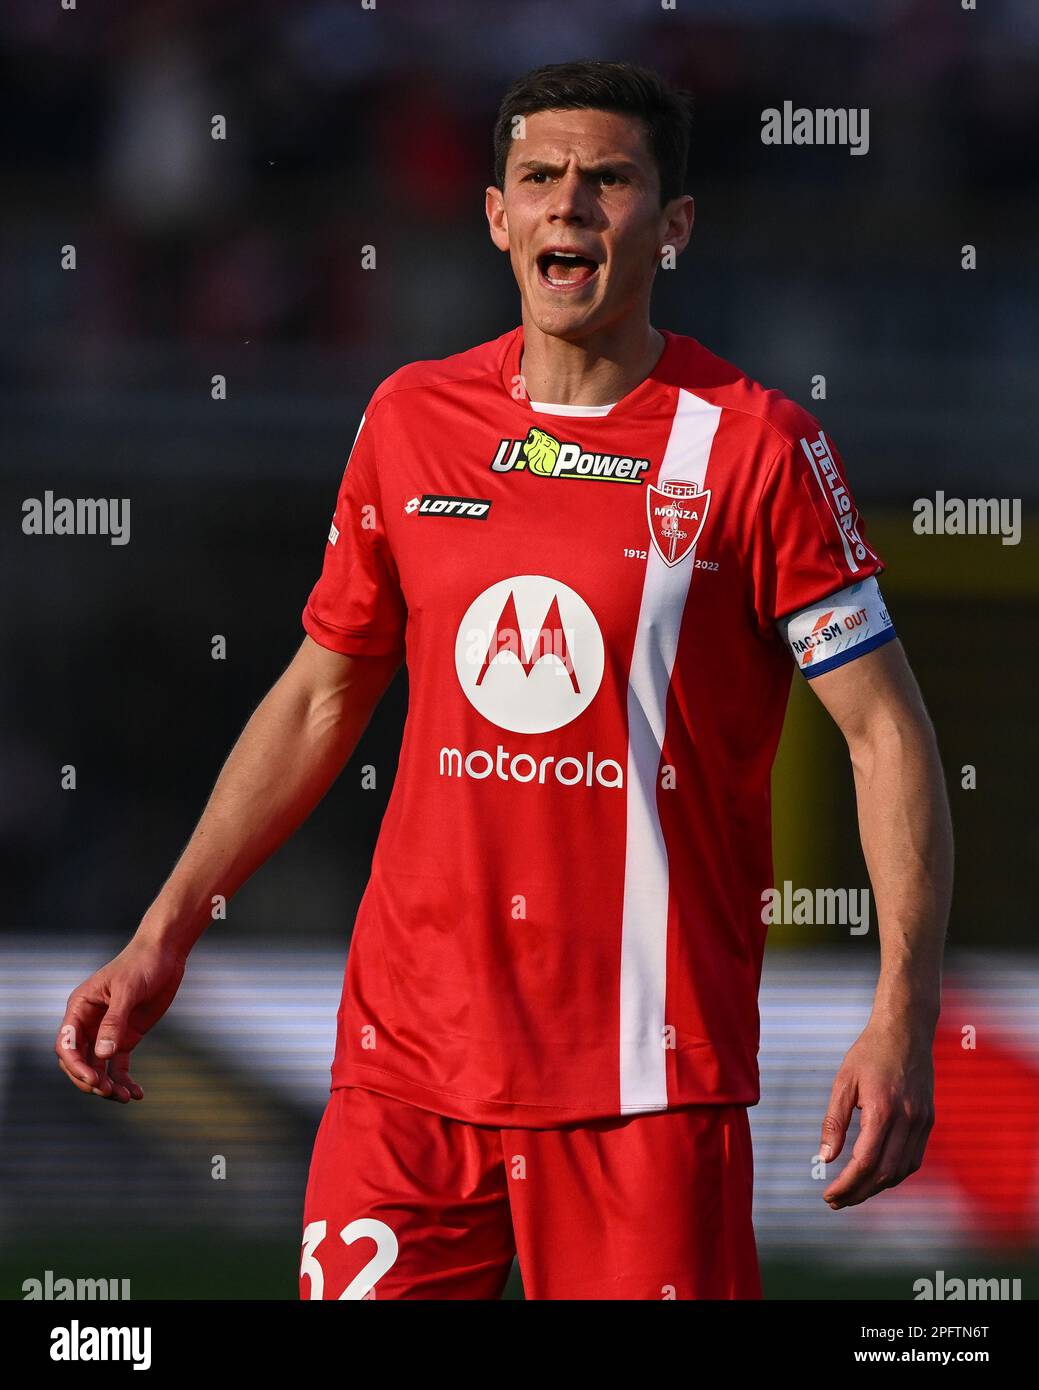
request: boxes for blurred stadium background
[2,0,1037,1299]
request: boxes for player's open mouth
[536,249,600,292]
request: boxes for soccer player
[56,61,952,1300]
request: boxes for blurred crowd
[2,0,1038,385]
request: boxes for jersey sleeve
[301,403,407,657]
[751,422,896,675]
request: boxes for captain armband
[778,576,896,678]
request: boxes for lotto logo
[405,494,492,519]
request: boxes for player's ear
[485,186,510,252]
[661,194,694,260]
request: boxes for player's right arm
[54,635,401,1103]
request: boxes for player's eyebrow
[514,157,642,179]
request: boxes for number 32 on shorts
[300,1218,399,1300]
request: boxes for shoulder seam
[681,384,815,453]
[368,358,508,417]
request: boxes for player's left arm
[806,637,953,1209]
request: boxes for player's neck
[519,317,665,408]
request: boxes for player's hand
[54,936,189,1104]
[816,1019,935,1209]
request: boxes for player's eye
[525,171,549,184]
[597,171,623,187]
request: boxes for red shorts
[300,1086,761,1300]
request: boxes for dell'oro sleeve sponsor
[750,423,886,635]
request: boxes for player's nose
[546,167,592,223]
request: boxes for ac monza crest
[646,480,711,567]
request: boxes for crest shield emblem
[646,480,711,567]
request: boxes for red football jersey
[301,326,891,1127]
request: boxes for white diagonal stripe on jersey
[619,387,722,1113]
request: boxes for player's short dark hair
[493,60,693,205]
